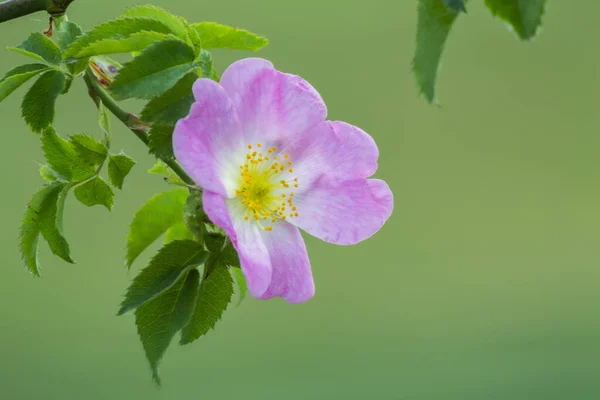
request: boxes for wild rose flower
[173,58,393,303]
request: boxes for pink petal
[202,191,272,297]
[291,179,393,245]
[220,58,327,145]
[173,79,244,197]
[283,121,379,190]
[258,222,314,304]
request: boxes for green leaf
[413,0,462,103]
[21,70,66,133]
[108,153,136,189]
[0,64,49,103]
[20,183,73,276]
[119,240,206,315]
[69,134,108,165]
[192,22,269,51]
[126,188,189,268]
[120,5,189,41]
[140,72,196,125]
[39,165,59,182]
[164,222,195,244]
[485,0,546,40]
[231,267,247,305]
[147,124,175,160]
[136,268,200,384]
[197,50,219,81]
[68,31,179,59]
[184,21,202,53]
[444,0,466,12]
[183,190,206,239]
[205,233,239,267]
[147,161,186,186]
[57,20,84,51]
[63,17,175,59]
[180,263,233,344]
[8,33,62,65]
[110,39,196,100]
[74,177,114,210]
[46,184,73,263]
[41,127,95,181]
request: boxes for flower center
[235,143,299,231]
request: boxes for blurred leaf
[74,177,114,210]
[39,165,58,182]
[183,190,206,239]
[120,5,189,41]
[0,64,49,103]
[21,70,66,133]
[147,124,175,160]
[97,100,112,143]
[180,263,233,344]
[108,153,136,189]
[56,20,84,51]
[110,39,196,100]
[184,21,202,53]
[63,17,174,59]
[413,0,462,103]
[140,72,196,124]
[192,22,268,51]
[147,161,186,186]
[68,31,178,59]
[197,50,219,81]
[8,33,62,65]
[485,0,546,40]
[231,267,247,305]
[69,134,108,165]
[444,0,466,12]
[119,240,206,315]
[20,183,72,276]
[126,188,188,268]
[41,127,95,181]
[136,268,200,384]
[164,222,195,244]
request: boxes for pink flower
[173,58,393,303]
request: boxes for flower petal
[220,58,327,144]
[173,79,244,197]
[258,222,314,304]
[291,179,393,245]
[202,191,272,297]
[283,121,379,190]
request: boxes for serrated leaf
[69,134,108,165]
[46,184,73,263]
[8,33,62,65]
[147,161,186,186]
[74,177,114,210]
[21,70,66,133]
[42,127,95,181]
[63,17,175,59]
[444,0,466,12]
[164,222,195,244]
[205,233,239,267]
[413,0,462,103]
[120,5,189,41]
[126,188,189,267]
[140,72,196,124]
[20,183,72,275]
[231,267,247,305]
[180,263,233,344]
[39,165,59,182]
[485,0,546,40]
[184,21,202,53]
[0,64,49,103]
[110,39,196,100]
[69,31,179,59]
[136,268,200,384]
[108,153,136,189]
[192,22,268,51]
[57,20,84,51]
[147,124,175,159]
[119,240,206,315]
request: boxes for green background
[1,1,599,399]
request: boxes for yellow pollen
[248,145,252,149]
[257,143,262,147]
[264,226,273,231]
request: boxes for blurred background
[1,1,599,399]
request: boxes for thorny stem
[0,0,72,23]
[83,69,195,186]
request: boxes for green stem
[0,0,73,23]
[83,69,195,186]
